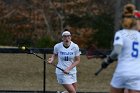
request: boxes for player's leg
[125,75,140,93]
[72,83,77,91]
[128,90,140,93]
[62,84,76,93]
[124,89,128,93]
[110,74,125,93]
[56,73,77,93]
[110,86,124,93]
[125,84,140,93]
[61,74,77,93]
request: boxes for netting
[0,48,113,92]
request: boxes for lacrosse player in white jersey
[48,29,81,93]
[101,4,140,93]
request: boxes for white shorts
[111,74,140,91]
[56,73,77,84]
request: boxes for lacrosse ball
[21,46,26,50]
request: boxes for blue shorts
[111,74,140,91]
[56,73,77,84]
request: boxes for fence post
[43,53,46,93]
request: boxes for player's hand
[101,56,113,69]
[101,59,109,68]
[47,58,53,64]
[64,68,70,74]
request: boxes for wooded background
[0,0,140,49]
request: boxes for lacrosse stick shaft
[51,63,65,72]
[95,67,103,76]
[31,52,68,74]
[32,52,44,60]
[19,47,68,74]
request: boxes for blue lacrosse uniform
[54,41,80,74]
[111,29,140,90]
[53,41,80,84]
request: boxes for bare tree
[114,0,133,32]
[114,0,122,32]
[135,0,140,10]
[49,0,65,34]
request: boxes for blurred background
[0,0,140,93]
[0,0,139,49]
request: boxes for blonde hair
[122,17,136,29]
[122,4,136,29]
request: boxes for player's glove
[101,56,114,69]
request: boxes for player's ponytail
[122,4,136,29]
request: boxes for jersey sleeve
[113,31,123,46]
[53,44,58,54]
[75,44,81,56]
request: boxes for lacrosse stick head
[86,44,106,59]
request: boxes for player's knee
[67,89,76,93]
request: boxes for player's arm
[101,44,122,68]
[65,55,80,73]
[47,45,58,64]
[47,53,57,64]
[110,44,122,59]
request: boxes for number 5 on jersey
[132,41,139,58]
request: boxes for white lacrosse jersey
[113,29,140,76]
[53,41,81,74]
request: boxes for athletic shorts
[56,73,77,84]
[110,74,140,91]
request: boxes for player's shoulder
[115,29,125,34]
[54,42,63,48]
[115,29,129,37]
[71,41,79,47]
[114,30,123,38]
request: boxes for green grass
[0,54,116,92]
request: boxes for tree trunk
[135,0,140,10]
[114,0,122,32]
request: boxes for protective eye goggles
[62,35,71,38]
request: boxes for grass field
[0,53,117,92]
